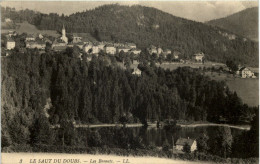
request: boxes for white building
[132,68,142,76]
[92,45,100,54]
[5,18,12,23]
[117,46,131,53]
[83,43,93,53]
[6,37,15,50]
[105,45,116,55]
[164,49,172,55]
[175,138,197,152]
[157,47,163,55]
[237,67,256,78]
[72,34,82,43]
[26,40,46,49]
[173,51,181,59]
[26,34,36,41]
[148,45,157,54]
[129,48,141,55]
[193,52,205,62]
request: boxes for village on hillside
[1,19,258,79]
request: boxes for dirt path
[52,123,250,130]
[177,123,250,130]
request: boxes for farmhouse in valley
[175,138,197,152]
[237,67,256,78]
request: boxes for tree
[196,133,209,153]
[183,142,191,153]
[226,60,238,73]
[162,139,170,152]
[211,127,233,158]
[166,53,174,62]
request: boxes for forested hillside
[1,49,258,150]
[1,5,258,66]
[207,7,258,42]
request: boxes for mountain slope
[207,7,258,41]
[1,4,258,66]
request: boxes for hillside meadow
[204,72,258,107]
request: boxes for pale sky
[0,1,258,22]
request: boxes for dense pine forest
[1,48,258,156]
[1,5,258,66]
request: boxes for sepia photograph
[0,1,259,163]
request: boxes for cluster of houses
[21,25,142,55]
[4,25,206,63]
[3,25,257,79]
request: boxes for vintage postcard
[1,1,259,164]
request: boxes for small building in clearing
[193,52,205,62]
[173,51,181,60]
[164,49,172,55]
[148,45,157,54]
[6,37,15,50]
[132,68,142,76]
[175,138,197,152]
[237,67,256,78]
[157,47,163,55]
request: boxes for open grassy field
[156,63,258,107]
[205,72,258,107]
[157,62,226,70]
[226,78,258,107]
[15,21,60,37]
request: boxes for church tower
[62,24,66,37]
[61,24,68,43]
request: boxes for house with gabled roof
[147,45,157,54]
[26,34,36,41]
[175,138,197,152]
[132,68,142,76]
[129,48,141,55]
[117,46,131,53]
[26,39,46,50]
[52,39,67,50]
[237,67,256,78]
[104,44,116,55]
[72,33,82,43]
[193,52,205,62]
[6,36,15,50]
